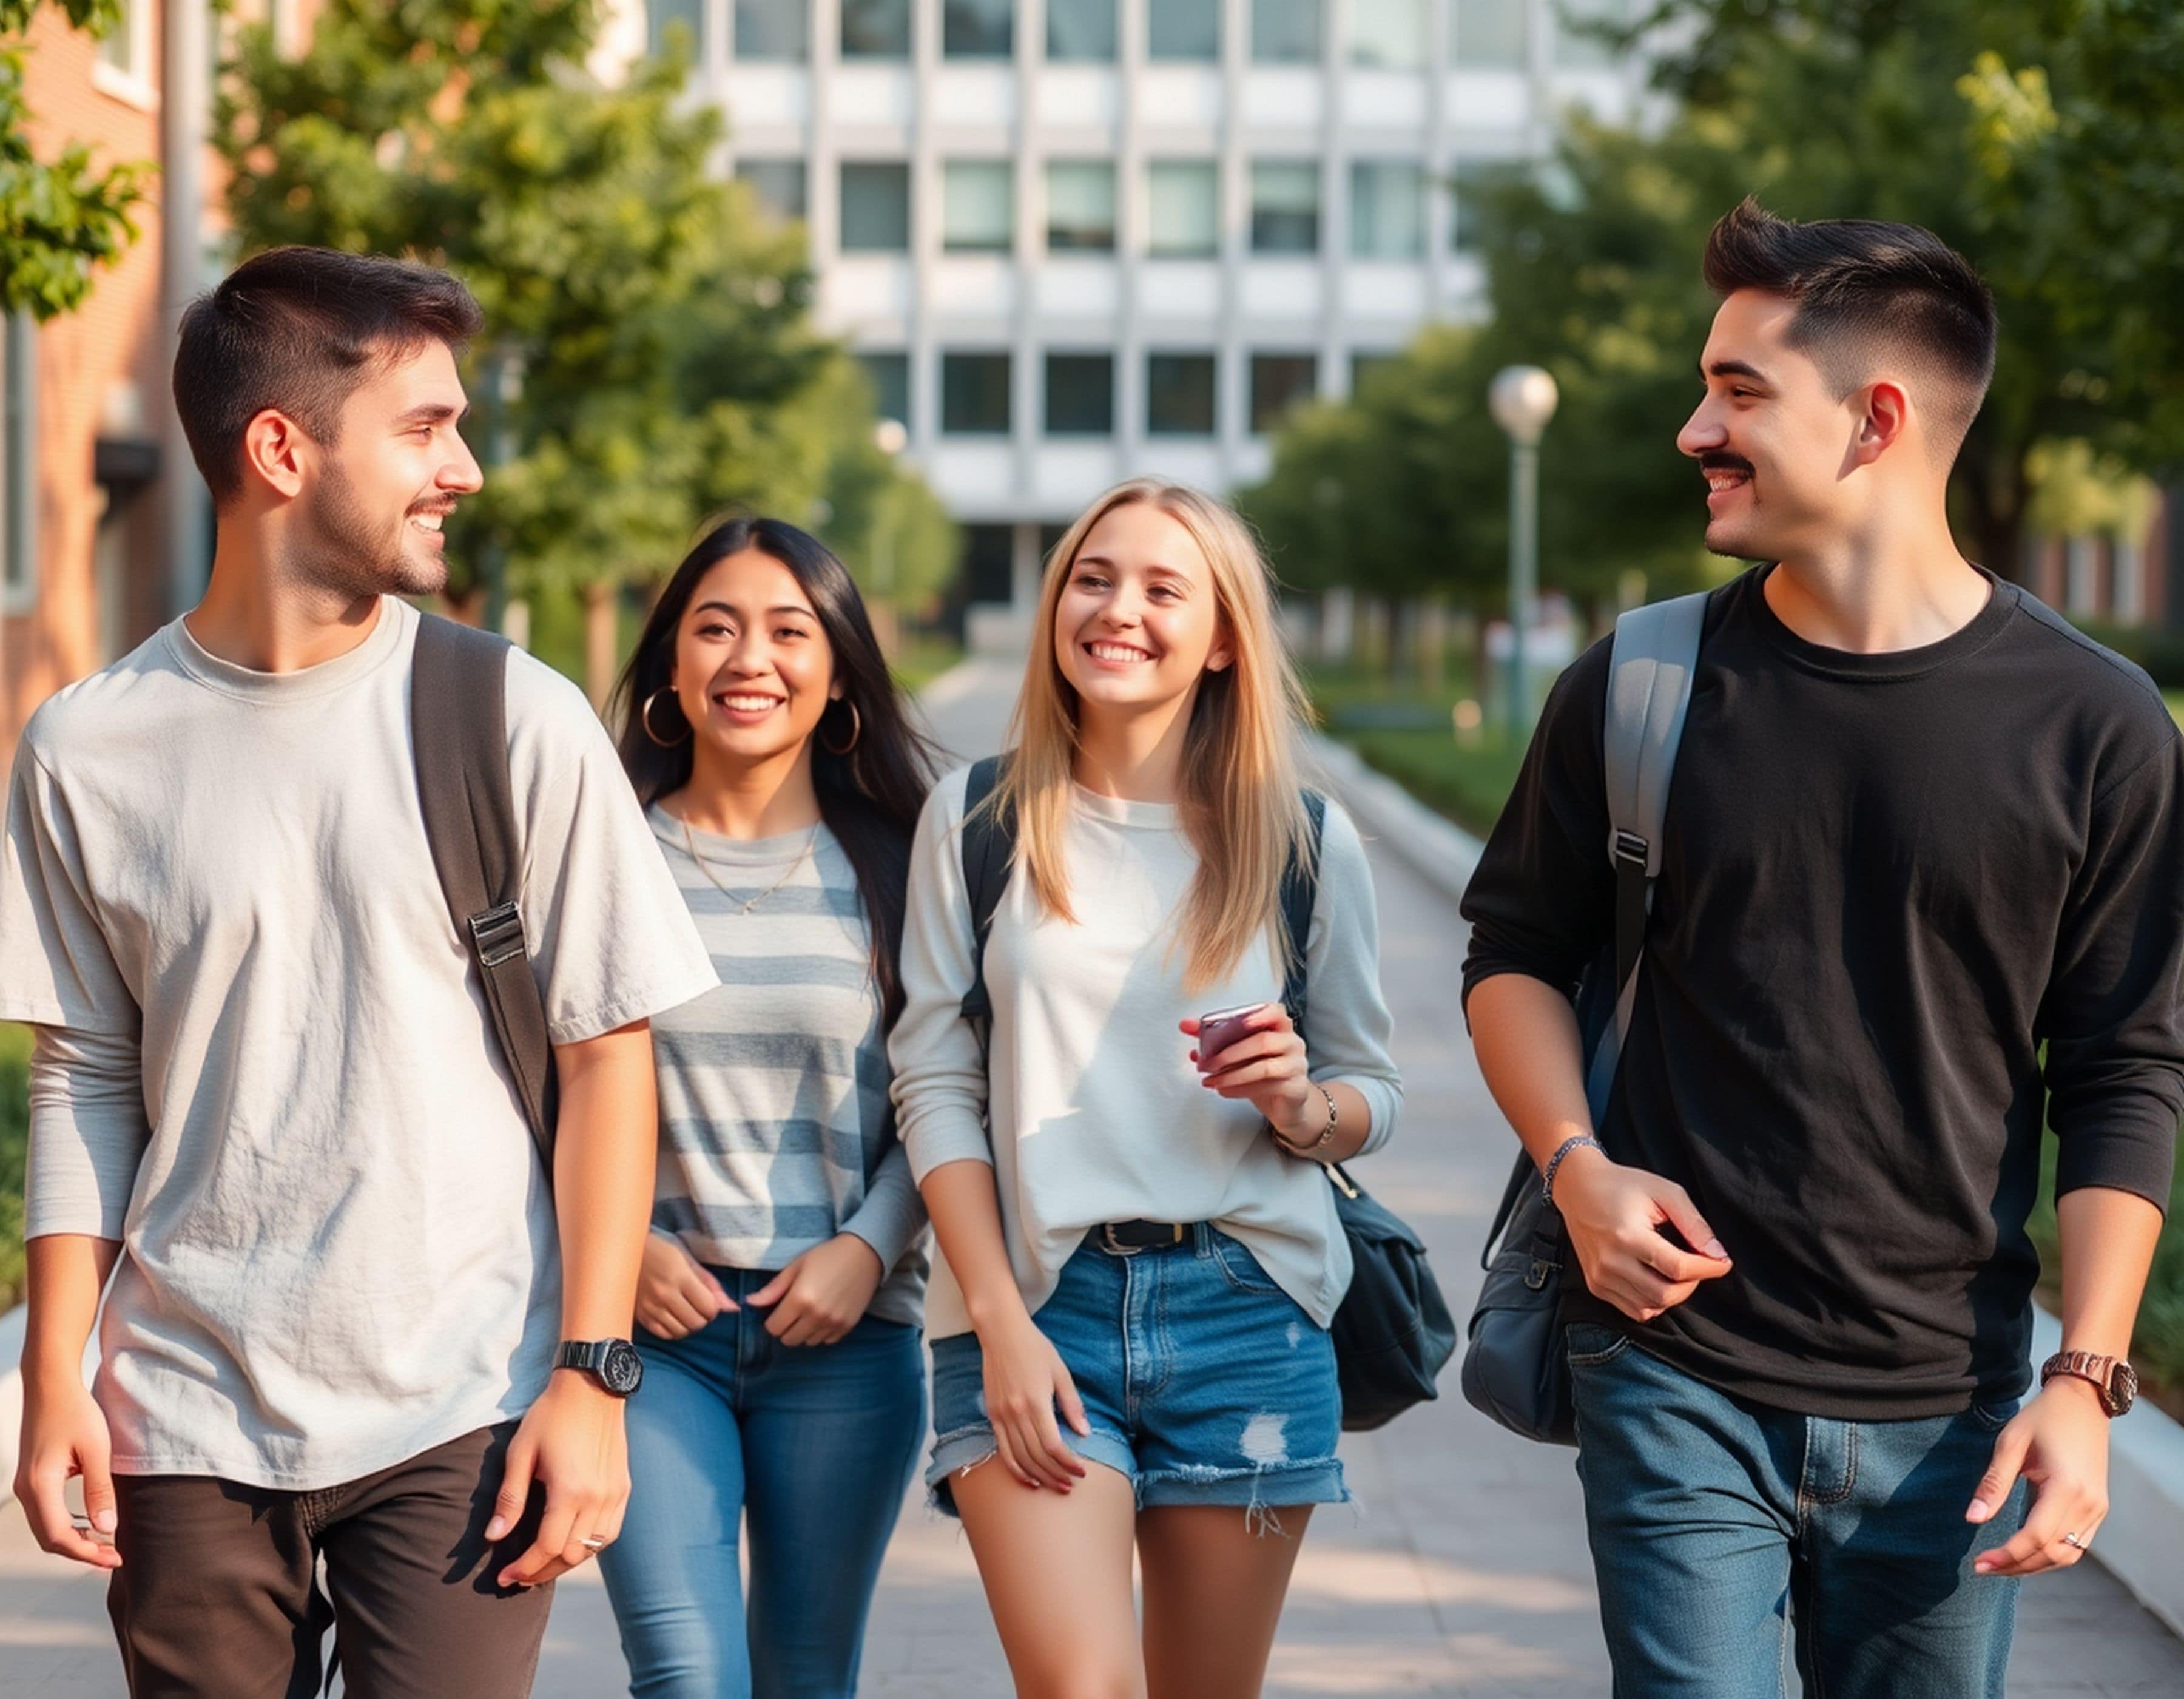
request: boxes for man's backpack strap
[957,754,1016,1033]
[411,615,559,1167]
[1583,589,1710,1121]
[1278,791,1328,1030]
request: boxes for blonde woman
[889,479,1403,1698]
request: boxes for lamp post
[871,417,908,655]
[1489,365,1559,733]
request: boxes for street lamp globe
[1488,365,1559,447]
[873,417,909,458]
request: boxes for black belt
[1092,1220,1196,1255]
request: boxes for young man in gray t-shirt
[1,248,716,1695]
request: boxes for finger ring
[2062,1532,2088,1550]
[579,1536,608,1552]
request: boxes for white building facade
[656,0,1646,628]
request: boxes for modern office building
[657,0,1651,635]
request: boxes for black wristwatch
[555,1338,644,1397]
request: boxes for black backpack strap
[1278,791,1327,1029]
[957,754,1015,1033]
[411,615,558,1167]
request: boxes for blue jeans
[927,1226,1347,1519]
[1565,1323,2030,1699]
[598,1268,926,1699]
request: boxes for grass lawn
[890,633,965,697]
[1303,658,1526,839]
[2167,691,2183,728]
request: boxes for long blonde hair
[992,478,1318,993]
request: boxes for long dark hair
[610,516,941,1026]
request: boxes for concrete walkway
[5,657,2181,1696]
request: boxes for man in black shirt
[1463,201,2184,1697]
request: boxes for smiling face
[1051,500,1233,724]
[669,547,841,771]
[287,339,482,600]
[1676,288,1871,563]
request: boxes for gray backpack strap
[1583,589,1709,1120]
[411,615,558,1167]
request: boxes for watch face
[601,1340,644,1397]
[2110,1360,2139,1416]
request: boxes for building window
[943,161,1015,254]
[1148,160,1221,258]
[1454,0,1529,69]
[1047,0,1117,60]
[1555,0,1629,69]
[1349,160,1424,258]
[1046,161,1117,252]
[735,160,808,222]
[962,524,1017,604]
[1250,354,1319,433]
[1252,0,1322,62]
[1150,0,1221,61]
[1452,157,1526,252]
[1251,161,1320,254]
[943,353,1013,434]
[96,0,147,79]
[1147,353,1218,436]
[1045,354,1115,435]
[1349,0,1427,67]
[944,0,1014,58]
[858,352,912,429]
[732,0,806,61]
[2,314,32,610]
[840,162,912,252]
[841,0,912,57]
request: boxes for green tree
[1,0,147,319]
[217,0,948,693]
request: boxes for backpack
[410,615,558,1166]
[1458,589,1711,1445]
[956,756,1456,1431]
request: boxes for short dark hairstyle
[172,246,485,504]
[1702,198,1998,460]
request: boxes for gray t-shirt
[0,598,718,1489]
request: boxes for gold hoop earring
[820,699,861,757]
[641,687,692,748]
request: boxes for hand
[747,1234,886,1346]
[974,1306,1092,1493]
[1551,1147,1733,1322]
[635,1230,732,1339]
[1181,1008,1316,1143]
[1969,1377,2111,1576]
[490,1370,629,1589]
[15,1373,122,1571]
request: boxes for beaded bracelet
[1540,1134,1605,1205]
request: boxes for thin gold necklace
[679,815,821,916]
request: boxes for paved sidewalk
[5,658,2180,1696]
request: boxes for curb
[1307,726,2184,1643]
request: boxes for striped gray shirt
[646,807,927,1325]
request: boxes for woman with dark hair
[596,515,940,1699]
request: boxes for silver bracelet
[1541,1135,1604,1205]
[1275,1083,1340,1158]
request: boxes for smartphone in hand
[1196,1002,1269,1072]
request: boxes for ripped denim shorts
[926,1224,1348,1524]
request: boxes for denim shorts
[927,1224,1347,1519]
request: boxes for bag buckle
[468,900,528,968]
[1612,829,1649,872]
[1525,1257,1555,1291]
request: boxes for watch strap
[2040,1349,2131,1416]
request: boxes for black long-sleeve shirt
[1461,566,2184,1419]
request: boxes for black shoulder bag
[957,756,1455,1431]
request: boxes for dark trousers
[107,1424,554,1699]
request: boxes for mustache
[1699,453,1756,478]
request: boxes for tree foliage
[1,0,149,320]
[1250,0,2152,606]
[216,0,951,607]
